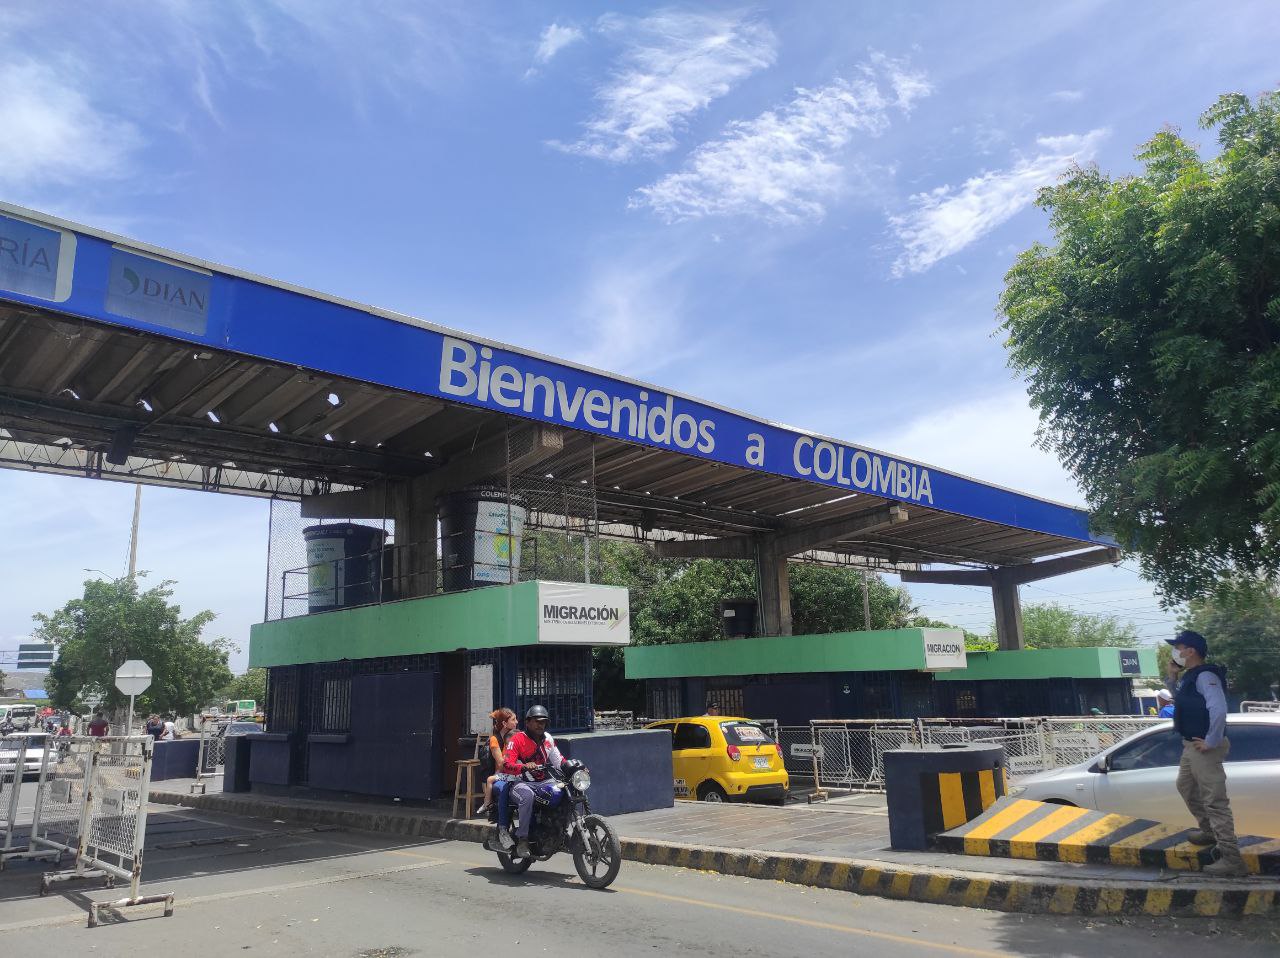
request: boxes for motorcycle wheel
[572,814,622,889]
[496,852,533,874]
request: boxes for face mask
[1171,649,1185,667]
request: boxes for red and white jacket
[502,730,566,779]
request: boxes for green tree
[1180,579,1280,700]
[999,90,1280,602]
[37,575,234,715]
[1017,602,1141,649]
[220,668,267,707]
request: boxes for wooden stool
[452,759,484,819]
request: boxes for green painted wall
[249,581,541,668]
[624,629,929,679]
[624,634,1160,681]
[934,646,1159,681]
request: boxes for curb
[150,790,1280,919]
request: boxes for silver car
[1010,713,1280,838]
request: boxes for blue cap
[1166,630,1207,657]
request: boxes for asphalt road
[1,799,1277,957]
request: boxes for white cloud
[888,128,1107,277]
[1050,89,1085,102]
[533,23,584,65]
[633,56,931,224]
[551,10,776,163]
[0,59,143,191]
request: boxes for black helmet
[524,704,550,722]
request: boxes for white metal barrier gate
[1,733,51,864]
[1241,701,1280,713]
[31,736,174,926]
[196,722,229,783]
[800,715,1167,792]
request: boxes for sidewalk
[148,780,1280,919]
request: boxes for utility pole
[861,570,872,631]
[127,484,142,577]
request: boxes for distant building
[15,641,55,670]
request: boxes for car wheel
[696,782,728,803]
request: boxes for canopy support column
[755,539,793,637]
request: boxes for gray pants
[511,781,552,838]
[1176,739,1240,862]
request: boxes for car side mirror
[1091,755,1109,773]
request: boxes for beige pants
[1176,738,1240,861]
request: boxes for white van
[0,704,39,730]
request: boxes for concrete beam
[655,505,907,560]
[755,541,793,637]
[301,482,391,519]
[1000,547,1121,585]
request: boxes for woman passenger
[479,707,518,816]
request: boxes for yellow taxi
[645,716,790,804]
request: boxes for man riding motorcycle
[499,704,566,858]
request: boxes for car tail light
[726,745,741,762]
[774,743,783,759]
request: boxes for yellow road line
[616,886,1013,958]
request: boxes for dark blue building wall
[307,671,438,800]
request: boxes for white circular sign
[115,659,153,696]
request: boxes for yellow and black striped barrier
[919,766,1010,836]
[937,797,1280,875]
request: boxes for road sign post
[114,660,153,737]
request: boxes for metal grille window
[705,679,743,717]
[265,666,302,732]
[309,662,353,734]
[516,647,592,732]
[646,680,681,720]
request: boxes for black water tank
[302,523,386,612]
[438,487,527,591]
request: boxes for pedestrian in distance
[1167,629,1246,876]
[705,701,721,716]
[87,711,109,737]
[1157,689,1175,719]
[144,714,163,739]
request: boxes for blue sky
[2,2,1277,671]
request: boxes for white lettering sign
[921,628,967,672]
[537,582,630,646]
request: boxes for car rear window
[719,722,773,746]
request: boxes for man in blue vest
[1167,630,1245,876]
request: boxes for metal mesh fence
[30,737,95,855]
[1038,716,1162,767]
[809,720,919,790]
[84,738,150,876]
[197,723,229,777]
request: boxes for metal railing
[792,715,1166,793]
[276,533,562,620]
[1240,700,1280,713]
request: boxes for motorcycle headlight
[571,768,591,791]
